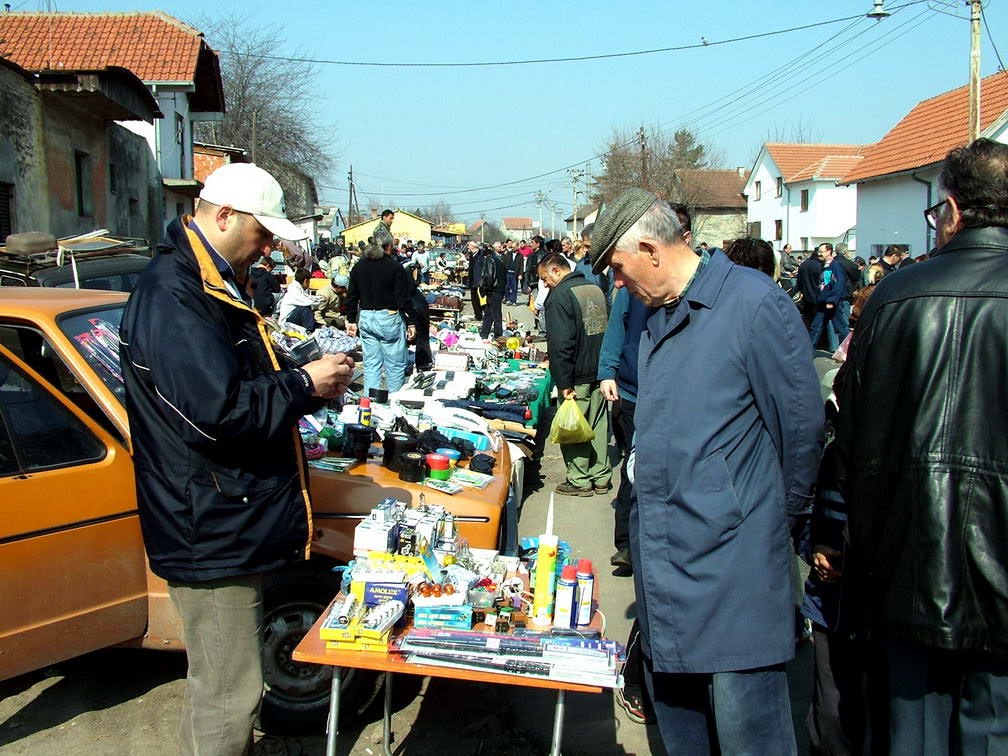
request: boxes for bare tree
[191,15,335,212]
[593,124,721,204]
[416,200,456,226]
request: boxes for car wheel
[258,565,384,734]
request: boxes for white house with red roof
[744,143,867,252]
[841,72,1008,257]
[0,11,225,229]
[500,217,534,241]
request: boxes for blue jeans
[505,271,518,303]
[809,307,840,351]
[644,658,797,756]
[358,309,407,394]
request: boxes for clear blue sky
[42,0,1008,228]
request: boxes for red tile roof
[764,143,867,183]
[676,169,749,209]
[501,217,533,229]
[0,11,204,82]
[842,72,1008,184]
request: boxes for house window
[776,177,783,197]
[800,189,809,212]
[75,151,92,217]
[748,221,761,239]
[800,237,809,250]
[754,181,762,201]
[0,182,14,239]
[774,220,783,241]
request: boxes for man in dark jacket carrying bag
[120,163,354,755]
[837,138,1008,754]
[538,251,611,496]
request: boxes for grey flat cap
[590,188,658,273]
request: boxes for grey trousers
[887,640,1008,755]
[168,574,264,756]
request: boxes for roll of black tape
[368,388,389,404]
[383,432,418,472]
[398,451,425,483]
[342,423,373,461]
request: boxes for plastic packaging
[531,534,559,626]
[552,565,578,630]
[576,558,594,626]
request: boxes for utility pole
[568,168,584,238]
[534,190,546,234]
[638,126,647,190]
[480,213,485,244]
[969,0,982,142]
[347,165,361,226]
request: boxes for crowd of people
[118,137,1008,755]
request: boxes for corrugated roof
[842,72,1008,184]
[764,143,867,183]
[0,11,204,82]
[676,169,749,208]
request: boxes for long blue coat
[631,251,823,674]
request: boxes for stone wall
[0,63,48,235]
[693,210,747,249]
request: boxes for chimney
[737,166,746,178]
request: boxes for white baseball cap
[198,163,307,240]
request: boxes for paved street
[0,299,813,755]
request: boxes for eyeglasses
[924,199,947,230]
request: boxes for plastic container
[357,397,372,427]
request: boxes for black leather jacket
[836,225,1008,656]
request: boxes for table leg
[326,666,342,756]
[382,671,394,756]
[550,689,566,756]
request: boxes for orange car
[0,288,515,729]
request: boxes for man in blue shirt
[590,188,822,755]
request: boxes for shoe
[555,481,593,497]
[616,685,655,725]
[593,482,612,495]
[610,547,631,568]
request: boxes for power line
[981,4,1006,71]
[219,5,929,69]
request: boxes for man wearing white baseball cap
[198,161,307,242]
[120,161,353,755]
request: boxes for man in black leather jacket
[835,138,1008,754]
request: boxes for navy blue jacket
[632,251,823,673]
[121,218,317,582]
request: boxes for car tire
[258,564,384,734]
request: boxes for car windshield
[58,304,126,406]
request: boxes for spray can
[552,565,578,630]
[531,534,559,626]
[358,397,372,427]
[575,558,594,626]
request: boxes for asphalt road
[0,298,815,755]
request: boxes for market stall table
[294,600,606,756]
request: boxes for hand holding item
[812,545,843,583]
[346,322,358,337]
[599,379,619,403]
[303,353,355,398]
[406,324,416,341]
[561,387,576,400]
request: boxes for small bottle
[358,397,372,427]
[575,558,594,626]
[552,565,578,630]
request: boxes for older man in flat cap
[591,189,823,755]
